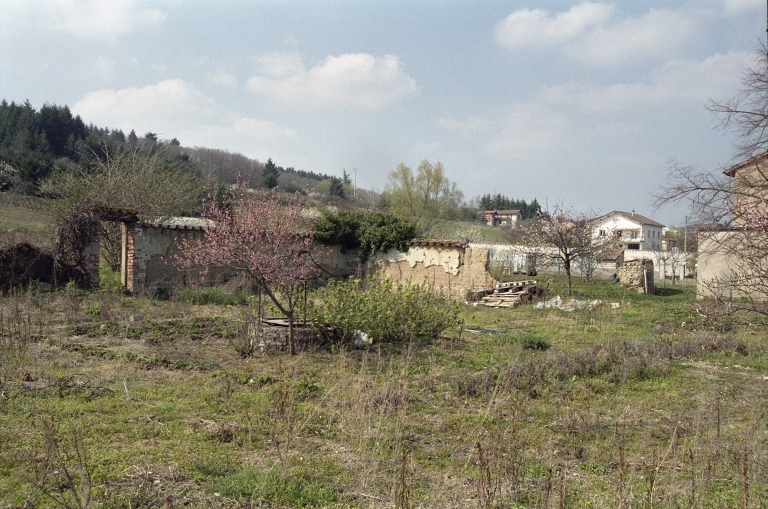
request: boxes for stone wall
[245,322,327,355]
[617,258,654,293]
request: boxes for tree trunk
[288,310,296,356]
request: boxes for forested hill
[0,100,336,194]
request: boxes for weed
[29,417,93,509]
[212,467,337,506]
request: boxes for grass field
[2,274,768,508]
[0,194,56,250]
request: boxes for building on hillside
[483,209,521,227]
[592,210,665,251]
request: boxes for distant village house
[483,209,521,227]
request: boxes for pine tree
[329,176,345,198]
[262,158,281,189]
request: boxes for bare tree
[523,204,615,296]
[50,143,202,272]
[656,45,768,309]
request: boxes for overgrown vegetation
[2,275,767,508]
[312,210,419,262]
[308,275,461,344]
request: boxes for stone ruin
[616,258,654,294]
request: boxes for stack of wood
[474,280,537,308]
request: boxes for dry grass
[2,279,768,508]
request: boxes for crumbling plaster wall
[368,245,497,297]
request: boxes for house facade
[723,152,768,227]
[697,152,768,301]
[483,209,521,227]
[592,210,665,251]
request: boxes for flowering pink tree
[175,182,317,354]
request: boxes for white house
[592,210,665,251]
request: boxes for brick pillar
[124,222,146,293]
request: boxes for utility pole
[684,215,688,278]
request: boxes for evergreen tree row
[478,193,540,220]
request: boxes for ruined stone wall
[617,258,654,293]
[124,224,236,293]
[368,245,497,297]
[118,224,498,298]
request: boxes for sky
[1,0,765,226]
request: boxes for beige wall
[732,160,768,228]
[369,245,497,297]
[697,231,768,301]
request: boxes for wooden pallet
[472,280,538,307]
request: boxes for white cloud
[724,0,763,15]
[73,79,214,134]
[484,103,569,157]
[254,52,305,78]
[94,55,116,81]
[494,2,614,49]
[440,51,752,161]
[539,51,753,112]
[72,79,299,159]
[568,8,698,66]
[246,52,418,109]
[49,0,166,39]
[225,116,298,141]
[495,3,699,66]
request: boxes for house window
[628,243,640,250]
[599,229,606,236]
[631,231,638,239]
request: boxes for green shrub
[98,265,123,292]
[518,332,549,351]
[309,275,461,344]
[312,210,418,261]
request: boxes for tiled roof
[724,150,768,177]
[601,248,624,261]
[595,210,665,228]
[484,209,521,214]
[406,240,468,248]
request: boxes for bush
[312,210,418,262]
[309,275,461,344]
